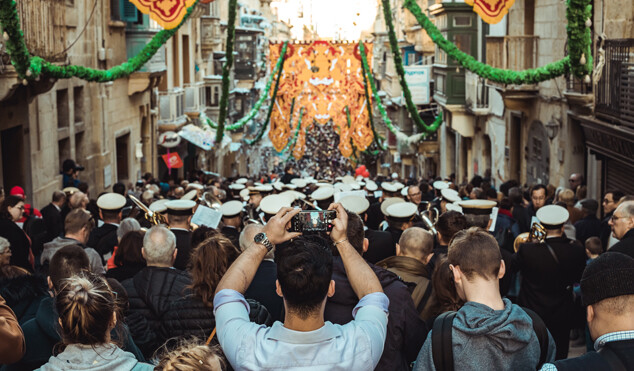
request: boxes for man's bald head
[239,224,274,260]
[398,227,434,263]
[69,191,88,209]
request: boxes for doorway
[1,126,25,192]
[509,114,522,182]
[526,120,550,185]
[116,134,130,183]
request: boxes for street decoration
[464,0,515,24]
[161,152,184,169]
[129,0,196,30]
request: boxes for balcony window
[453,16,472,27]
[453,34,472,55]
[111,0,139,22]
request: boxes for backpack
[431,307,549,371]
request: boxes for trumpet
[513,222,547,252]
[129,194,167,226]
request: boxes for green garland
[359,44,387,151]
[215,0,237,143]
[279,106,304,155]
[206,41,288,131]
[566,0,593,79]
[401,0,572,84]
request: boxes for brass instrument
[513,222,547,252]
[199,191,222,210]
[129,194,167,225]
[418,201,439,233]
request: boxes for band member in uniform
[440,188,461,213]
[259,195,292,223]
[220,200,244,248]
[310,187,335,211]
[88,193,126,262]
[513,204,587,360]
[165,199,196,271]
[384,202,417,247]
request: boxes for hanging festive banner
[464,0,515,24]
[129,0,197,29]
[268,41,374,159]
[161,152,184,169]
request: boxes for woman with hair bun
[36,272,153,371]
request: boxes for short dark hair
[508,187,524,205]
[530,184,547,196]
[0,195,23,220]
[607,190,625,203]
[436,211,467,242]
[52,190,66,203]
[499,197,512,211]
[486,188,498,200]
[77,182,89,194]
[114,231,146,268]
[113,182,126,196]
[346,211,365,254]
[585,237,602,256]
[448,227,501,280]
[49,245,90,292]
[275,236,333,319]
[64,209,95,235]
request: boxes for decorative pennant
[129,0,196,29]
[161,152,184,169]
[464,0,515,24]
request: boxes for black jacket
[220,226,240,250]
[245,260,284,322]
[87,223,118,258]
[40,203,63,243]
[0,274,48,325]
[364,228,396,264]
[610,229,634,259]
[161,296,273,342]
[574,215,602,246]
[121,266,192,358]
[105,263,146,283]
[324,257,428,371]
[365,202,384,231]
[172,229,193,271]
[0,219,32,271]
[599,211,614,251]
[551,339,634,370]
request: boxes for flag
[162,152,183,169]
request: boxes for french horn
[513,222,547,252]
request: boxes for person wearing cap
[440,188,461,214]
[220,200,244,249]
[608,200,634,259]
[311,187,335,211]
[87,193,127,262]
[248,188,264,210]
[165,199,196,271]
[9,186,42,224]
[514,205,587,360]
[385,202,417,246]
[540,252,634,370]
[40,191,67,243]
[573,199,602,246]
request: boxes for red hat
[9,186,25,199]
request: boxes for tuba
[513,222,547,252]
[129,194,167,225]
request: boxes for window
[213,86,220,107]
[453,34,472,55]
[116,134,130,182]
[58,137,71,171]
[57,89,69,128]
[111,0,138,22]
[73,86,84,124]
[453,16,472,27]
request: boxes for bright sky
[271,0,378,41]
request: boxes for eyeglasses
[611,214,625,222]
[603,198,614,204]
[408,192,422,197]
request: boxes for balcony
[465,71,490,115]
[596,39,634,128]
[184,82,206,116]
[204,75,222,121]
[126,28,166,74]
[159,88,187,129]
[17,0,66,62]
[201,16,222,57]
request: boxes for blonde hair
[55,272,116,347]
[155,339,226,371]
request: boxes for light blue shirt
[213,289,389,371]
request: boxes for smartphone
[289,210,337,232]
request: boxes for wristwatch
[254,232,274,252]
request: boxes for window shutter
[120,0,138,22]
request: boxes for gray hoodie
[41,237,105,275]
[36,344,153,371]
[414,298,556,371]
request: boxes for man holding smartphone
[213,204,389,370]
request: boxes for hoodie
[41,237,105,275]
[413,298,556,371]
[36,344,152,371]
[0,274,48,324]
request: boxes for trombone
[129,194,167,226]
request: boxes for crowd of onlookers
[0,165,632,370]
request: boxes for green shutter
[120,0,138,22]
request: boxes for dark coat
[364,228,396,264]
[87,223,118,258]
[512,204,532,233]
[40,203,63,243]
[121,266,192,358]
[220,226,240,251]
[105,263,146,283]
[1,296,144,371]
[376,255,432,319]
[171,229,193,271]
[245,260,284,322]
[365,202,384,231]
[426,245,447,273]
[551,340,634,370]
[0,219,32,271]
[0,274,48,325]
[599,211,614,251]
[574,215,602,246]
[161,296,273,342]
[610,229,634,259]
[324,257,428,371]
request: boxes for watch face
[254,233,265,243]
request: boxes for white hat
[342,175,356,184]
[254,182,263,186]
[393,182,405,191]
[182,190,198,201]
[187,183,204,191]
[401,186,409,197]
[220,200,243,217]
[165,200,196,215]
[273,182,284,191]
[316,182,332,188]
[349,182,361,190]
[280,190,305,203]
[433,181,449,191]
[340,195,370,214]
[229,183,246,190]
[391,172,398,179]
[239,188,251,201]
[97,193,127,211]
[365,180,378,192]
[334,183,353,193]
[311,187,335,201]
[291,178,308,188]
[386,202,417,219]
[284,184,298,190]
[149,199,168,213]
[446,203,463,214]
[537,205,570,227]
[381,197,405,216]
[441,188,461,203]
[236,178,248,184]
[63,187,80,195]
[457,200,497,215]
[260,194,291,215]
[256,184,274,193]
[381,182,398,193]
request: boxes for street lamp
[545,117,560,140]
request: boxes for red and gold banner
[269,41,374,159]
[465,0,515,24]
[129,0,196,29]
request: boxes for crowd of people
[0,162,633,370]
